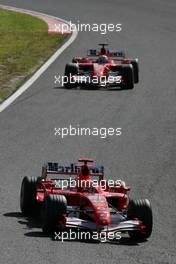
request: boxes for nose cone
[96,208,110,225]
[93,64,106,77]
[88,194,110,226]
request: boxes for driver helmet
[97,55,109,64]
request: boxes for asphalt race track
[0,1,176,263]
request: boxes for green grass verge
[0,8,67,102]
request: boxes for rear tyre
[20,176,39,215]
[131,59,139,83]
[128,199,153,241]
[122,65,134,89]
[42,194,67,233]
[64,63,78,89]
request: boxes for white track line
[0,5,78,113]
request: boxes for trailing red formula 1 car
[64,44,139,90]
[20,158,152,242]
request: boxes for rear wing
[87,49,126,58]
[41,162,104,179]
[108,50,126,58]
[87,49,100,56]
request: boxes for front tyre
[122,64,134,89]
[42,194,67,233]
[128,199,153,241]
[131,59,139,83]
[20,176,39,215]
[64,63,78,89]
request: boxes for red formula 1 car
[20,158,152,242]
[64,44,139,90]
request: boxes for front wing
[66,216,142,233]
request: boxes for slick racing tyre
[64,63,78,89]
[128,199,153,241]
[131,59,139,83]
[20,176,40,215]
[122,64,134,89]
[42,194,67,233]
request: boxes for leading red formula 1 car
[64,44,139,90]
[20,158,152,242]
